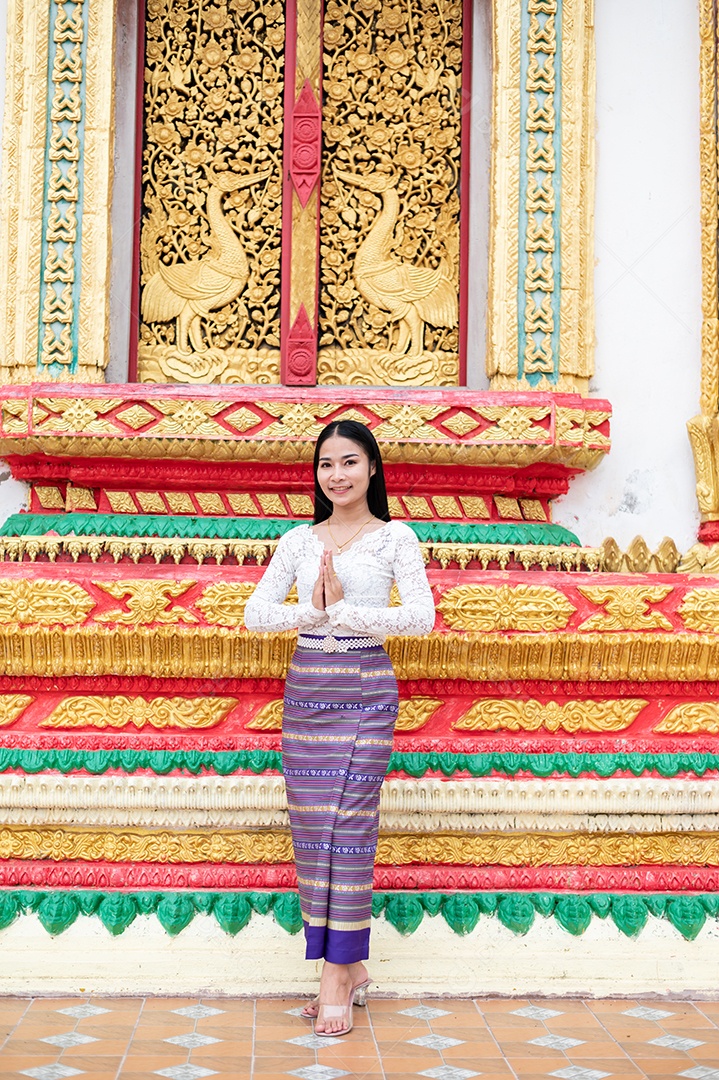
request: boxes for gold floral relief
[317,0,463,386]
[437,583,576,633]
[453,698,648,734]
[655,702,719,734]
[40,695,237,730]
[138,0,285,384]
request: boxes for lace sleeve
[244,530,324,633]
[326,525,435,637]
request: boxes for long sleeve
[243,530,324,633]
[325,526,435,637]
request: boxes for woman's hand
[323,551,344,606]
[312,555,326,610]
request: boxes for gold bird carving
[141,166,271,354]
[334,168,458,356]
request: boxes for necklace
[326,515,374,553]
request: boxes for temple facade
[0,0,717,995]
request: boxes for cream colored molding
[3,774,719,826]
[1,912,719,997]
[2,804,718,835]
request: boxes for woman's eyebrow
[318,453,359,462]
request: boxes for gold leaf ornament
[679,588,719,632]
[40,696,237,730]
[437,584,576,633]
[0,580,95,626]
[246,699,284,730]
[0,695,34,727]
[94,580,198,625]
[395,697,443,732]
[578,585,674,631]
[197,582,297,626]
[454,698,648,734]
[655,702,719,734]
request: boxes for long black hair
[312,420,391,524]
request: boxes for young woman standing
[244,419,435,1036]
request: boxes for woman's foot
[314,961,368,1035]
[302,961,369,1019]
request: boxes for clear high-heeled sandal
[314,977,369,1037]
[301,977,371,1020]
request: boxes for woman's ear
[369,461,376,477]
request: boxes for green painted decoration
[0,513,580,547]
[0,891,715,941]
[0,747,717,780]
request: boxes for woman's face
[316,434,376,514]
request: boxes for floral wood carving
[317,0,463,385]
[138,0,285,384]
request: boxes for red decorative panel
[285,304,317,386]
[289,80,322,207]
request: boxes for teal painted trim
[517,0,562,386]
[0,514,302,540]
[0,748,717,779]
[0,890,716,940]
[37,0,89,378]
[0,514,581,547]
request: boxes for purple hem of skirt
[304,922,370,964]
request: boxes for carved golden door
[134,0,470,387]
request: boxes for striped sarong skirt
[281,639,399,964]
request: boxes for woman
[244,419,435,1036]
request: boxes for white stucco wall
[553,0,703,552]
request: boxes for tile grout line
[529,996,579,1075]
[674,1000,719,1076]
[114,995,146,1080]
[649,999,709,1075]
[250,995,257,1080]
[0,996,32,1053]
[581,998,650,1080]
[364,1001,387,1080]
[474,998,520,1080]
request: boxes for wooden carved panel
[316,0,465,386]
[136,0,285,384]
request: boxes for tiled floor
[0,996,718,1080]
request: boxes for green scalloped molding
[1,748,717,779]
[0,513,580,547]
[0,891,716,941]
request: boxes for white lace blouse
[243,520,435,640]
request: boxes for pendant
[322,635,337,653]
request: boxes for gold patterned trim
[0,392,611,469]
[39,696,237,730]
[437,583,576,632]
[0,627,718,681]
[453,698,647,734]
[2,825,719,867]
[0,534,607,572]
